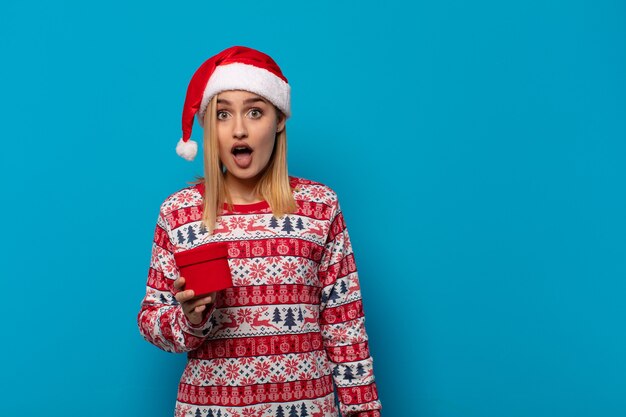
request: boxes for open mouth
[231,143,254,168]
[231,144,253,156]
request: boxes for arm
[137,207,216,353]
[318,197,382,417]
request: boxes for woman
[138,46,382,417]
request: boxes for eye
[216,110,229,120]
[248,108,263,119]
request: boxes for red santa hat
[176,46,291,161]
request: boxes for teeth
[232,146,252,155]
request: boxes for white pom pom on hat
[177,46,291,161]
[175,138,198,161]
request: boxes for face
[215,90,285,183]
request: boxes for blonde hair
[191,94,297,234]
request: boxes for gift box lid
[174,242,228,268]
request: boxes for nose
[232,114,248,139]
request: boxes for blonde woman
[138,46,382,417]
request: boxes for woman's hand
[173,276,217,325]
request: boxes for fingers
[172,277,217,324]
[178,294,214,313]
[181,295,214,324]
[174,289,195,304]
[173,276,186,290]
[175,291,215,306]
[187,295,214,310]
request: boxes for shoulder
[158,183,203,217]
[289,175,340,208]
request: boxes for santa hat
[176,46,291,161]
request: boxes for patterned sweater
[137,176,382,417]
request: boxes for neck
[224,172,264,204]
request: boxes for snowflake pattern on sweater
[138,176,382,417]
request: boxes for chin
[227,167,263,180]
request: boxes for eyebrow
[216,97,268,105]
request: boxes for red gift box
[173,242,233,298]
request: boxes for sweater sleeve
[318,197,382,417]
[137,207,217,353]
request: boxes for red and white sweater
[138,176,382,417]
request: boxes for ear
[276,111,286,133]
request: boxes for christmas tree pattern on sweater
[138,176,381,417]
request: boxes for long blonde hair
[191,95,297,234]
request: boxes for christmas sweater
[137,176,382,417]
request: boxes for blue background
[1,1,625,416]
